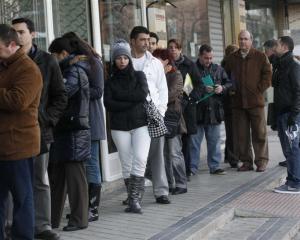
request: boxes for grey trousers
[164,135,187,189]
[147,136,169,197]
[34,152,51,233]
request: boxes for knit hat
[111,39,132,61]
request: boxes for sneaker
[274,184,300,194]
[210,169,227,175]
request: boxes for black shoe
[156,195,171,204]
[169,188,175,194]
[279,161,287,167]
[62,225,87,232]
[35,230,60,240]
[229,163,238,168]
[210,169,227,175]
[173,187,187,195]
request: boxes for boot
[122,178,130,205]
[125,175,144,214]
[88,183,101,222]
[123,178,144,205]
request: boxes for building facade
[0,0,300,182]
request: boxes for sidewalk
[56,129,299,240]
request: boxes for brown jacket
[224,48,272,108]
[0,48,43,160]
[166,70,187,134]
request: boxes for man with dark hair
[273,36,300,194]
[12,18,67,240]
[130,26,170,204]
[0,23,42,240]
[225,30,272,172]
[263,39,278,65]
[189,44,231,175]
[149,32,159,53]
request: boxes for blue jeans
[0,158,34,240]
[277,112,300,188]
[189,124,222,173]
[85,140,102,184]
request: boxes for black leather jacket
[195,61,232,124]
[273,52,300,119]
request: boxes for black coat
[83,57,106,140]
[273,52,300,119]
[29,46,67,151]
[175,54,204,101]
[104,70,148,131]
[50,56,91,162]
[195,61,232,125]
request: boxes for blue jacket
[50,56,91,162]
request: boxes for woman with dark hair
[104,39,150,213]
[62,32,106,222]
[152,48,187,195]
[48,37,90,231]
[167,39,204,179]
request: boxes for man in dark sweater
[12,18,67,240]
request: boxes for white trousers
[111,126,151,178]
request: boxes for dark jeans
[277,112,300,188]
[0,158,34,240]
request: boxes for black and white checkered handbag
[144,96,167,138]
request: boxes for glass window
[99,0,142,153]
[0,0,47,50]
[164,0,209,59]
[52,0,92,42]
[246,4,277,49]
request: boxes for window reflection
[0,0,46,50]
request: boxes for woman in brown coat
[153,49,187,195]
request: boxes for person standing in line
[62,32,106,222]
[152,48,188,195]
[273,36,300,194]
[0,24,42,240]
[224,30,272,172]
[130,26,171,204]
[263,39,278,66]
[12,18,67,240]
[48,37,90,231]
[221,44,239,168]
[190,44,231,175]
[149,32,159,53]
[104,39,150,213]
[168,39,204,179]
[263,39,287,168]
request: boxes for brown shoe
[237,164,254,171]
[256,165,266,172]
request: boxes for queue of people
[0,17,299,240]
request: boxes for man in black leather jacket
[273,36,300,194]
[190,44,232,175]
[12,18,67,239]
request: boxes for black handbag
[164,109,181,138]
[144,94,167,138]
[183,99,197,135]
